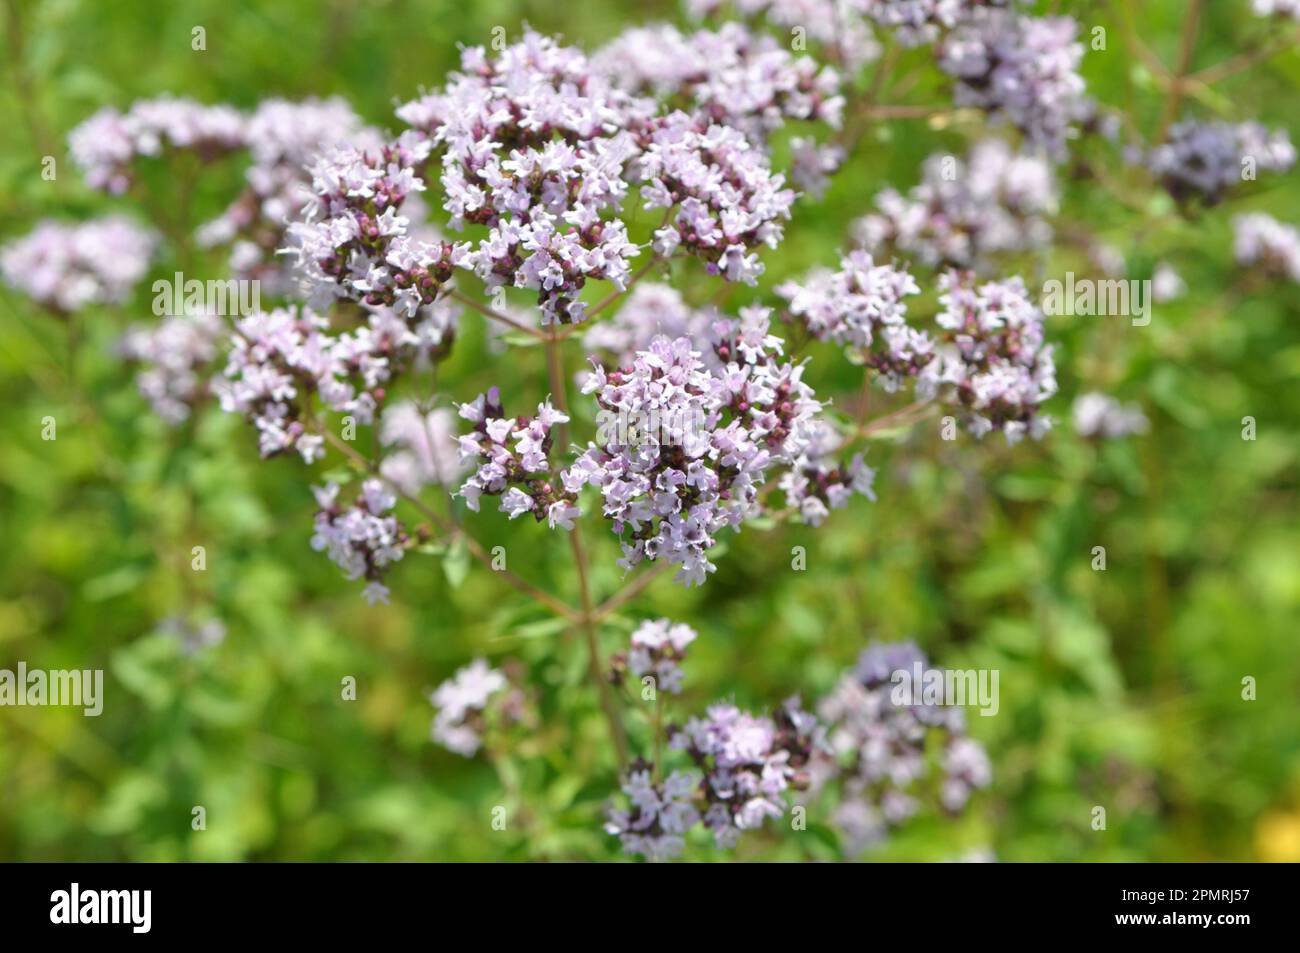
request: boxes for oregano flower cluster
[0,217,155,314]
[921,271,1057,442]
[118,309,225,424]
[619,617,698,695]
[672,697,822,847]
[390,30,796,325]
[777,250,931,391]
[310,479,413,606]
[605,627,987,860]
[593,22,844,151]
[69,95,246,194]
[456,387,579,530]
[865,0,1023,48]
[1136,120,1295,205]
[852,139,1058,272]
[688,0,882,70]
[778,420,877,528]
[937,9,1091,158]
[809,642,992,854]
[198,98,378,296]
[564,308,826,586]
[1234,212,1300,282]
[287,131,462,315]
[1073,392,1149,440]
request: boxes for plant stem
[3,0,58,160]
[544,329,571,450]
[544,329,629,765]
[450,288,545,339]
[1156,0,1204,142]
[319,427,579,619]
[570,527,630,764]
[593,561,673,621]
[652,691,664,783]
[1189,25,1300,85]
[1112,0,1171,84]
[844,398,937,443]
[585,255,663,323]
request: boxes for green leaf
[442,537,470,588]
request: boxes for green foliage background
[1,0,1298,861]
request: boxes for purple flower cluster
[197,98,378,297]
[455,387,579,529]
[604,631,991,859]
[852,139,1058,271]
[624,618,699,695]
[429,658,510,757]
[397,31,644,326]
[1233,213,1300,282]
[566,311,822,586]
[1,217,155,314]
[118,310,225,424]
[637,112,795,286]
[777,250,933,390]
[218,304,423,462]
[310,479,410,605]
[778,420,877,527]
[69,96,245,194]
[920,271,1056,442]
[393,31,796,323]
[286,131,464,315]
[938,11,1089,158]
[1072,392,1149,440]
[1141,121,1296,204]
[606,693,820,861]
[687,0,882,70]
[671,697,821,847]
[605,767,701,861]
[864,0,1022,47]
[593,22,844,144]
[810,642,991,853]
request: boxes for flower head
[852,139,1058,272]
[672,697,821,847]
[456,387,578,528]
[606,766,702,861]
[811,642,991,852]
[594,22,843,144]
[938,11,1089,159]
[1234,213,1300,282]
[310,479,410,604]
[69,96,245,194]
[429,659,510,756]
[1140,121,1295,205]
[1073,392,1148,439]
[118,309,224,424]
[920,271,1056,442]
[777,250,932,391]
[2,217,155,313]
[567,309,823,585]
[624,618,699,694]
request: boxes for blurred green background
[1,0,1298,861]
